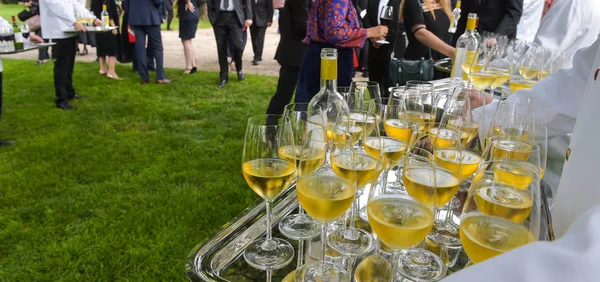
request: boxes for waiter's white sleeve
[71,0,94,18]
[475,36,599,140]
[441,205,600,282]
[42,0,78,26]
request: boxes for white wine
[368,196,434,250]
[331,152,380,188]
[363,137,408,165]
[384,119,415,143]
[242,158,295,200]
[296,174,355,223]
[491,139,532,161]
[493,161,535,190]
[434,149,481,180]
[448,119,479,143]
[474,183,533,223]
[469,72,497,90]
[401,111,435,135]
[509,80,535,92]
[347,112,377,136]
[461,63,483,77]
[282,270,296,282]
[487,70,510,89]
[329,124,362,145]
[404,167,461,206]
[278,145,326,176]
[460,214,536,263]
[451,13,479,80]
[354,255,393,282]
[519,66,539,80]
[428,127,469,149]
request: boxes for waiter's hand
[469,90,494,109]
[73,21,87,32]
[186,1,195,12]
[370,38,381,49]
[367,25,388,40]
[266,22,272,27]
[245,19,253,27]
[94,18,102,27]
[29,34,43,44]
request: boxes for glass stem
[444,202,454,222]
[298,202,305,215]
[297,239,305,268]
[320,223,328,263]
[348,193,358,229]
[266,200,273,242]
[392,251,400,279]
[266,269,272,282]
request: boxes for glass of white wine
[509,43,541,93]
[242,115,296,270]
[347,81,381,111]
[278,103,327,241]
[468,43,498,92]
[459,159,541,263]
[400,88,437,139]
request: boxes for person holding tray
[92,0,121,80]
[39,0,102,110]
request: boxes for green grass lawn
[0,4,212,31]
[0,59,278,281]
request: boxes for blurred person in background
[516,0,543,43]
[400,0,455,60]
[452,0,522,45]
[365,0,404,97]
[249,0,273,65]
[165,0,174,30]
[18,0,50,65]
[294,0,388,103]
[40,0,101,110]
[92,0,121,79]
[178,0,200,75]
[265,0,309,115]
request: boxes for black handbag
[18,9,34,22]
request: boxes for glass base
[243,237,294,270]
[328,228,375,257]
[295,261,349,282]
[279,214,321,240]
[427,219,462,247]
[398,248,447,281]
[376,39,390,44]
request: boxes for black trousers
[266,65,300,115]
[133,25,166,81]
[213,12,243,80]
[53,37,77,105]
[167,9,174,30]
[249,24,266,61]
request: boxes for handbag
[18,9,33,22]
[25,15,41,32]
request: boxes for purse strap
[390,0,434,61]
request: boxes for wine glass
[278,103,326,240]
[328,111,382,256]
[394,147,447,280]
[509,43,541,93]
[20,23,30,47]
[347,81,381,111]
[468,43,498,92]
[377,6,394,44]
[400,88,437,138]
[486,100,534,142]
[242,115,295,270]
[459,159,541,263]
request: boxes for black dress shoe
[69,94,86,100]
[218,80,228,88]
[57,103,75,110]
[252,59,259,65]
[0,140,15,146]
[237,71,245,81]
[190,67,197,74]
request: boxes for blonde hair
[400,0,453,23]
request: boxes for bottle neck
[321,77,338,91]
[320,57,338,91]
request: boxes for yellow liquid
[491,139,532,161]
[461,63,483,76]
[363,137,407,165]
[348,112,377,136]
[428,127,469,149]
[402,112,435,135]
[282,270,296,282]
[448,119,479,143]
[278,145,326,176]
[368,196,434,250]
[470,73,497,90]
[493,162,535,190]
[384,119,415,143]
[404,167,461,206]
[509,80,535,92]
[332,152,379,188]
[329,125,362,145]
[435,149,482,180]
[460,215,536,263]
[354,255,393,282]
[321,57,337,80]
[296,175,355,223]
[486,69,510,89]
[537,70,550,80]
[242,158,295,201]
[519,66,539,80]
[498,127,532,142]
[474,184,533,223]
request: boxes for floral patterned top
[303,0,367,48]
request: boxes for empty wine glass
[347,81,381,111]
[377,6,394,44]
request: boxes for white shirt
[377,0,390,25]
[0,16,10,73]
[516,0,544,42]
[443,36,600,281]
[39,0,94,39]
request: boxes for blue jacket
[125,0,165,26]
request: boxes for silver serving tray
[64,26,118,33]
[0,42,56,55]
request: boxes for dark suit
[265,0,309,115]
[165,0,174,30]
[208,0,253,81]
[452,0,523,46]
[250,0,273,61]
[126,0,167,81]
[364,0,404,96]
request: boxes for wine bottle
[448,0,461,34]
[11,16,23,51]
[451,13,478,80]
[101,4,110,28]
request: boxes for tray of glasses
[0,42,56,55]
[64,26,118,33]
[185,170,554,282]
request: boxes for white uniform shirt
[516,0,544,42]
[39,0,94,39]
[443,36,600,282]
[0,16,10,73]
